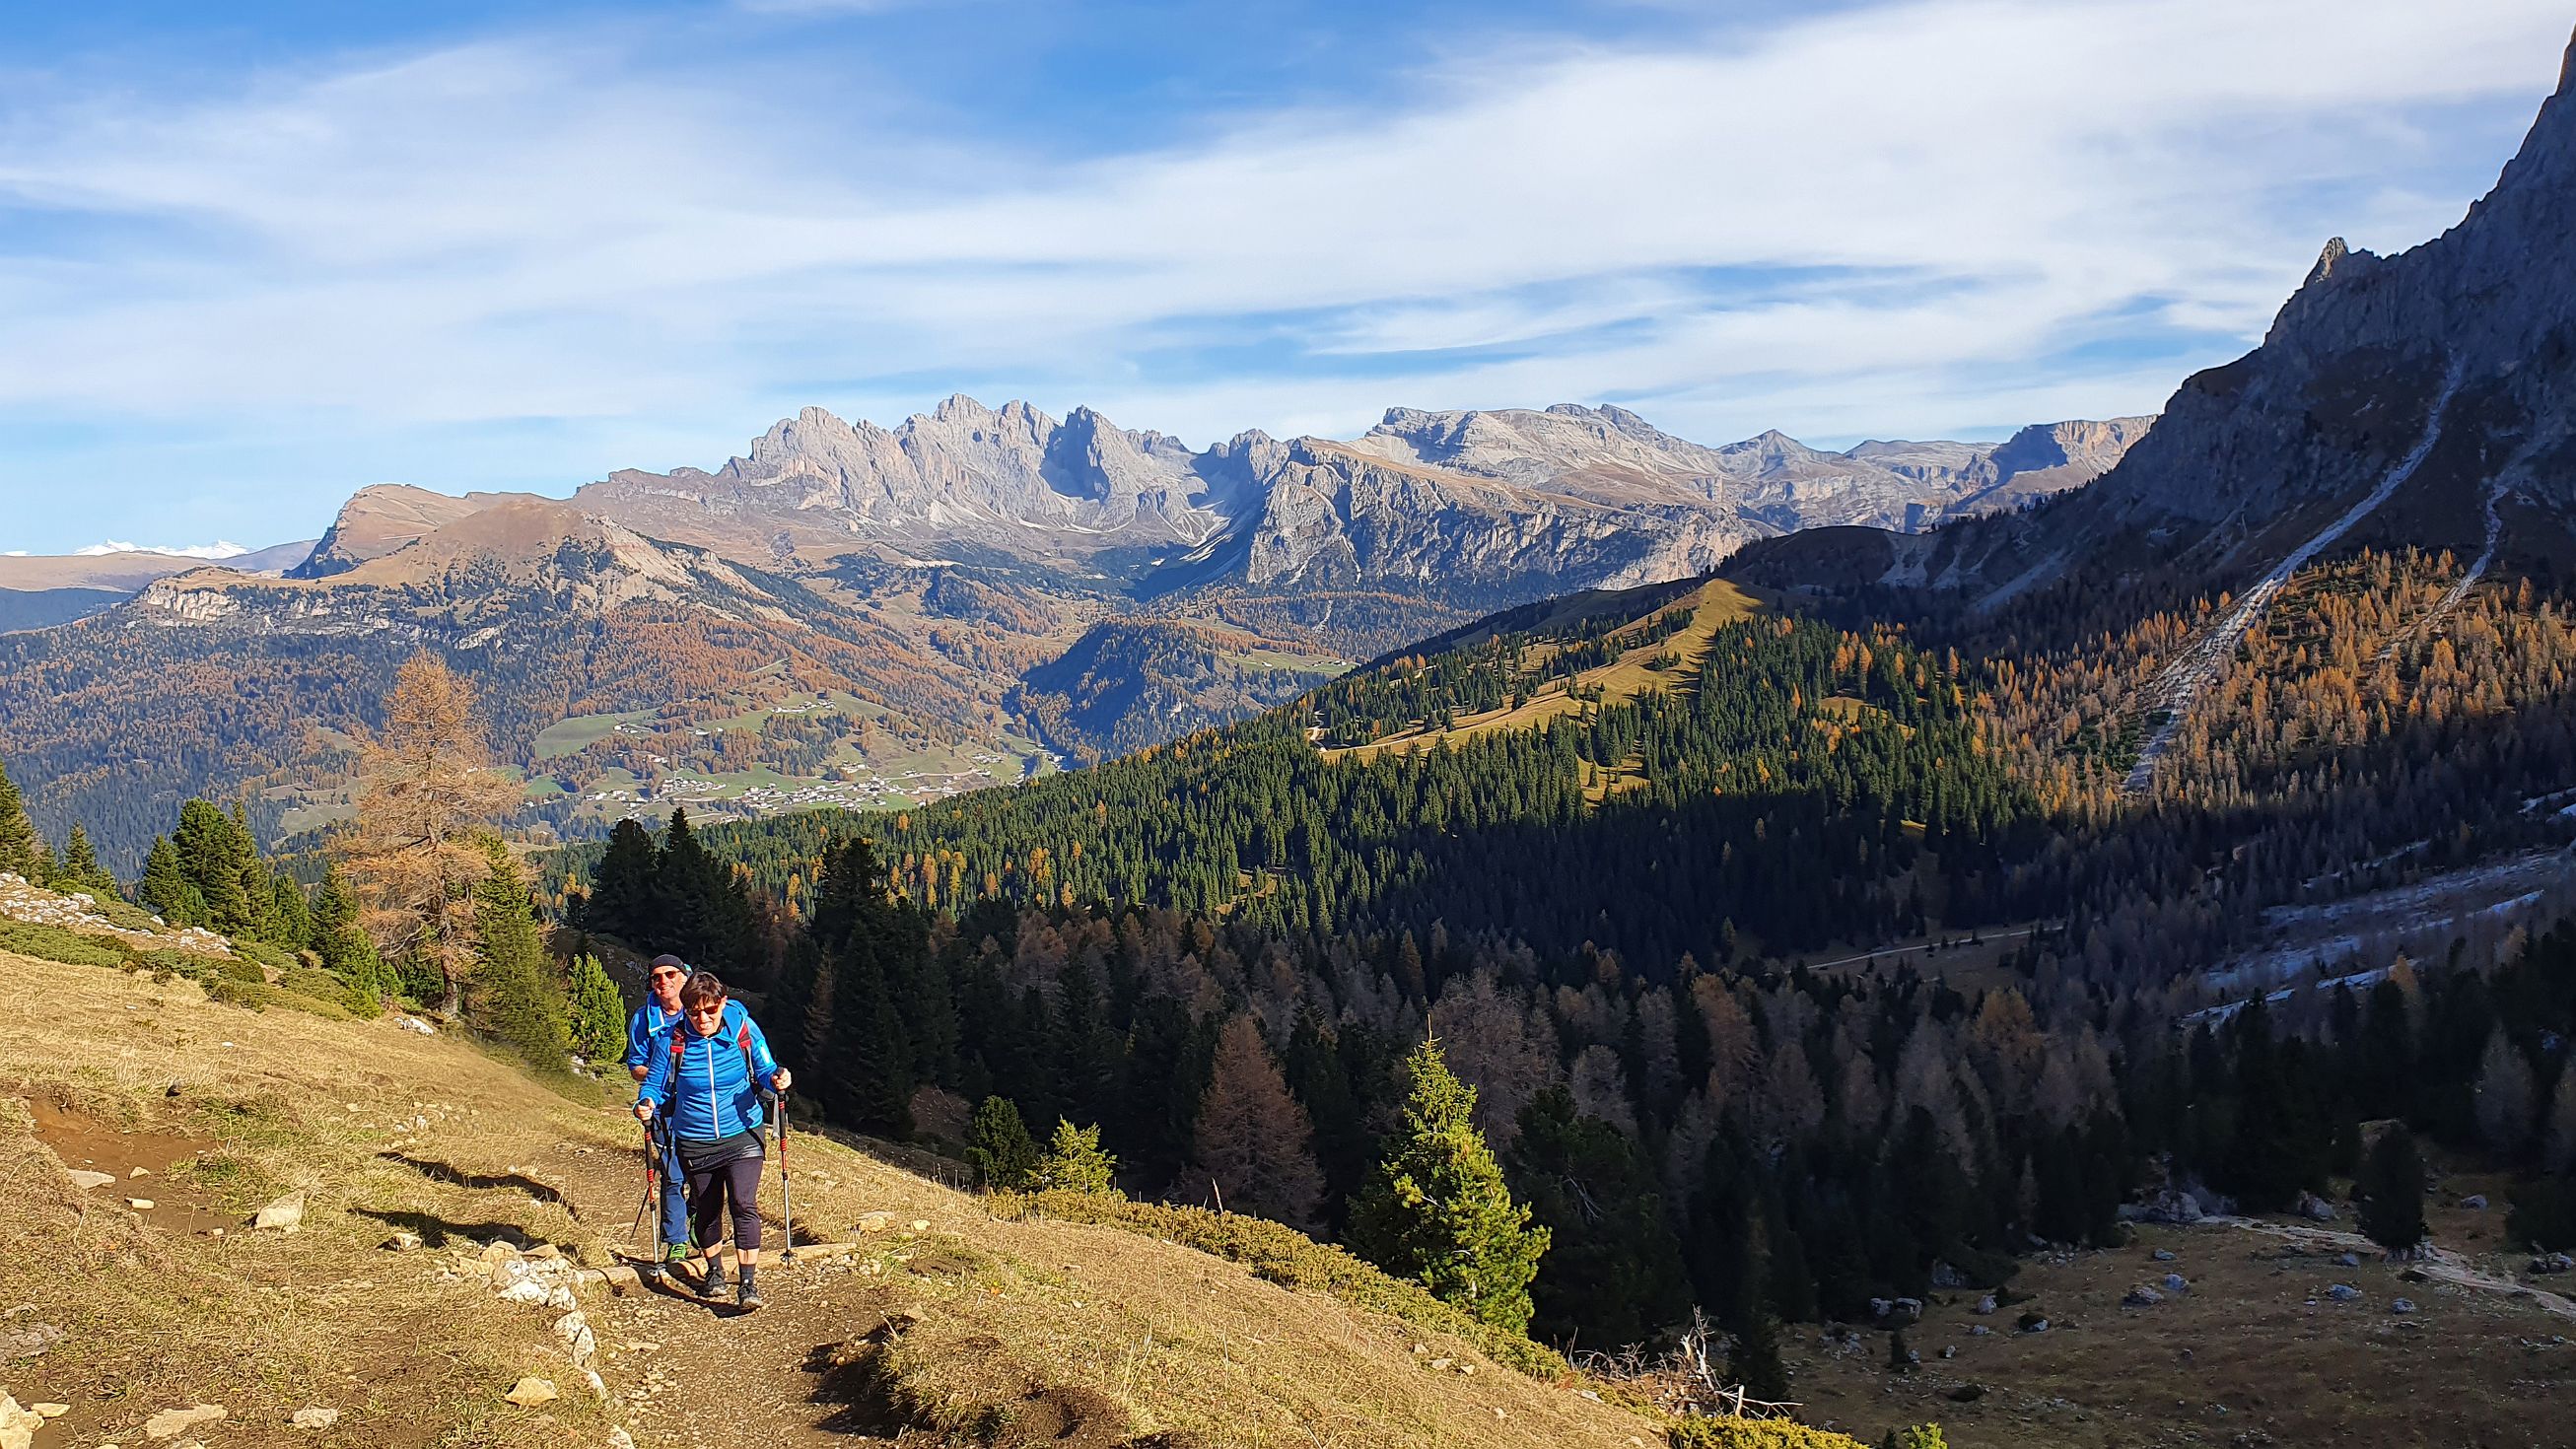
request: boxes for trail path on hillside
[2123,360,2465,794]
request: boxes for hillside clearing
[1324,578,1764,766]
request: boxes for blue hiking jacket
[636,1004,782,1143]
[624,996,739,1071]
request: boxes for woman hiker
[634,971,792,1311]
[622,954,700,1283]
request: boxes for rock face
[1739,30,2576,605]
[577,395,1248,558]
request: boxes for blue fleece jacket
[636,1005,783,1143]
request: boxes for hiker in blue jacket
[622,954,713,1282]
[635,971,791,1311]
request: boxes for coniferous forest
[528,552,2576,1354]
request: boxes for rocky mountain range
[2,383,2151,867]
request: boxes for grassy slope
[1324,578,1764,772]
[0,948,1672,1448]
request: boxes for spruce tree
[588,818,661,944]
[965,1095,1040,1190]
[1727,1309,1790,1404]
[1351,1034,1551,1335]
[139,836,204,926]
[171,799,255,934]
[2358,1125,2428,1258]
[0,757,42,882]
[564,952,627,1064]
[58,825,118,898]
[467,836,571,1071]
[1032,1120,1120,1196]
[1507,1083,1690,1346]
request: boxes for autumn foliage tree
[336,654,521,1016]
[1194,1014,1327,1231]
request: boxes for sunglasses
[651,969,685,981]
[686,1003,726,1018]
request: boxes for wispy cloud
[0,0,2564,547]
[71,540,249,559]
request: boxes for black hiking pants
[682,1145,764,1253]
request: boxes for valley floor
[1788,1195,2575,1448]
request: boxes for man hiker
[622,954,718,1284]
[634,971,792,1312]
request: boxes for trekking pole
[633,1118,661,1262]
[774,1088,796,1264]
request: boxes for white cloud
[0,0,2565,505]
[73,540,250,559]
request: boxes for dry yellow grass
[0,948,1670,1448]
[1326,578,1765,770]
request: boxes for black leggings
[685,1151,764,1253]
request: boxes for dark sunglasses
[651,968,685,981]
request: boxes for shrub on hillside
[986,1188,1565,1377]
[0,921,132,970]
[233,938,301,972]
[1668,1415,1873,1448]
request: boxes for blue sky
[0,0,2566,554]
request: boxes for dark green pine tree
[965,1095,1040,1190]
[655,808,721,960]
[1506,1083,1691,1347]
[1727,1308,1791,1404]
[2357,1125,2428,1258]
[56,825,119,898]
[1350,1034,1550,1336]
[587,818,661,944]
[564,952,628,1064]
[170,799,256,935]
[0,757,46,882]
[467,836,571,1072]
[138,836,203,926]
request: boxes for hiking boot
[696,1259,729,1299]
[736,1279,765,1313]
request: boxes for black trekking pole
[633,1118,661,1264]
[774,1087,796,1264]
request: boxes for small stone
[584,1369,608,1402]
[2463,1194,2489,1210]
[601,1266,643,1296]
[2123,1286,2164,1307]
[290,1407,340,1429]
[1428,1357,1453,1370]
[1972,1294,1997,1315]
[2392,1298,2418,1314]
[504,1377,558,1408]
[859,1212,891,1233]
[31,1405,68,1418]
[142,1403,228,1440]
[2328,1283,2361,1302]
[65,1169,116,1191]
[497,1279,552,1306]
[608,1430,637,1449]
[2165,1273,2188,1292]
[908,1219,931,1232]
[2150,1248,2177,1262]
[127,1198,156,1210]
[545,1285,578,1311]
[130,1167,150,1178]
[383,1231,423,1252]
